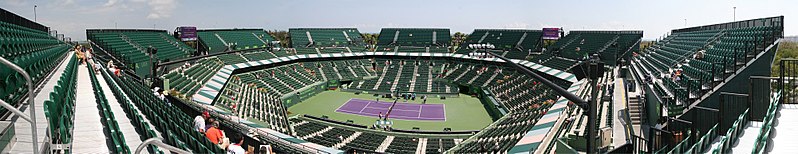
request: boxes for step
[376,136,395,152]
[71,65,110,153]
[96,71,144,151]
[333,132,362,149]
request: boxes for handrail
[135,138,191,154]
[0,56,39,153]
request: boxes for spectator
[694,49,705,59]
[85,48,93,63]
[75,49,85,65]
[227,133,246,154]
[205,121,225,148]
[195,111,210,133]
[205,118,215,131]
[93,61,102,74]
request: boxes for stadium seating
[352,59,456,93]
[634,25,778,108]
[87,29,195,77]
[241,50,278,61]
[42,56,78,149]
[106,69,224,153]
[97,60,164,153]
[230,62,341,96]
[163,57,224,97]
[459,29,543,59]
[1,20,71,116]
[216,77,291,132]
[197,29,273,53]
[453,110,544,153]
[426,138,457,154]
[385,136,420,153]
[341,131,387,151]
[488,74,558,112]
[377,28,451,47]
[217,53,249,65]
[86,63,131,153]
[290,28,363,48]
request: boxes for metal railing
[135,138,191,154]
[0,57,40,153]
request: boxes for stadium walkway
[611,78,629,147]
[95,70,145,152]
[730,104,798,153]
[762,104,798,153]
[71,64,110,153]
[8,52,73,153]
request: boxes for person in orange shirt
[205,121,224,146]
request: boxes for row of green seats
[87,62,131,153]
[98,59,164,154]
[112,71,223,153]
[43,56,78,152]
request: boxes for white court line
[363,106,421,112]
[418,105,423,118]
[359,101,372,113]
[334,98,358,112]
[353,111,445,120]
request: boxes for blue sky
[3,0,795,41]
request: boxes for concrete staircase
[628,95,643,125]
[333,132,362,149]
[376,136,395,152]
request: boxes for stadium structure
[0,7,790,154]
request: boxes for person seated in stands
[672,70,682,82]
[75,48,85,65]
[694,49,706,59]
[206,121,226,148]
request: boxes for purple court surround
[335,99,445,121]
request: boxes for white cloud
[146,0,177,19]
[103,0,121,7]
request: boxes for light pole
[684,19,687,27]
[733,7,737,21]
[33,5,37,21]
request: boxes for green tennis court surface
[287,90,493,131]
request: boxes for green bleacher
[107,68,224,153]
[377,28,451,47]
[42,56,77,151]
[215,77,291,132]
[543,31,642,66]
[1,20,71,116]
[87,29,195,77]
[459,29,543,59]
[634,25,779,113]
[197,29,274,53]
[290,28,363,48]
[163,57,224,97]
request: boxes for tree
[268,30,291,47]
[451,32,469,47]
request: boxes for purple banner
[542,28,560,40]
[179,26,197,41]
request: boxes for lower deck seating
[215,78,291,132]
[453,110,544,153]
[108,68,224,153]
[386,136,420,153]
[43,56,78,148]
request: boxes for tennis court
[336,98,446,121]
